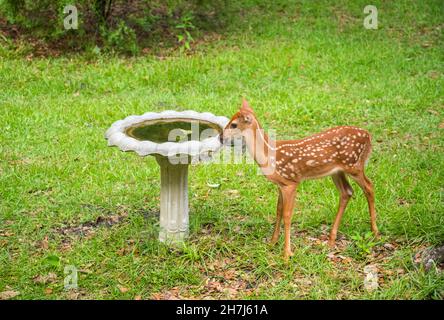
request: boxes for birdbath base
[156,156,189,243]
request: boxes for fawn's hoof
[328,233,337,247]
[283,250,294,261]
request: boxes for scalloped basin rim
[105,110,230,157]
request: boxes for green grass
[1,0,443,299]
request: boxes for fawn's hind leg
[329,172,353,247]
[349,172,379,237]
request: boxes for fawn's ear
[240,98,254,114]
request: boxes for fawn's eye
[230,123,237,129]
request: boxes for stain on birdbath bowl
[105,111,228,243]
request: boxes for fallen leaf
[44,288,53,295]
[59,242,72,252]
[151,287,181,300]
[428,71,440,79]
[327,252,336,259]
[397,198,410,206]
[223,269,237,280]
[226,190,240,198]
[66,290,80,299]
[396,268,405,275]
[383,243,395,250]
[134,295,142,300]
[384,269,394,276]
[0,231,14,237]
[40,236,49,250]
[0,290,20,300]
[224,287,238,297]
[118,286,129,293]
[207,182,221,188]
[293,277,313,289]
[33,272,58,284]
[151,293,162,300]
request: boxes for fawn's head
[220,99,256,144]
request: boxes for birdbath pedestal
[105,111,228,243]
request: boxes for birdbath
[105,111,228,243]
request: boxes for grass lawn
[0,0,443,299]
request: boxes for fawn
[220,99,379,260]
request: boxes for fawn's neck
[243,116,276,170]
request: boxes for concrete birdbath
[105,110,229,243]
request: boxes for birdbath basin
[105,111,228,243]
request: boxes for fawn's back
[273,126,372,181]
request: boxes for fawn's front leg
[281,184,297,261]
[270,189,283,244]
